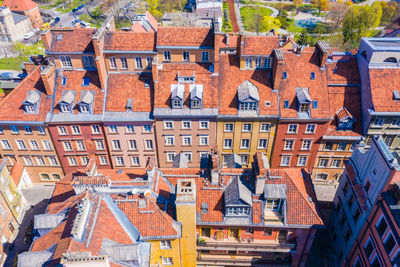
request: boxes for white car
[23,31,35,40]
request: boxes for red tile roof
[154,62,218,109]
[218,54,278,116]
[106,73,153,112]
[103,32,156,51]
[0,65,52,122]
[10,162,23,186]
[49,28,96,53]
[369,68,400,112]
[157,27,214,47]
[145,11,158,31]
[131,22,147,33]
[326,57,360,85]
[241,35,280,56]
[278,47,331,119]
[2,0,37,11]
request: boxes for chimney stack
[40,30,51,51]
[40,64,56,96]
[316,41,329,68]
[272,49,285,90]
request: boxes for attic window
[144,80,150,88]
[56,34,63,41]
[22,91,40,114]
[61,77,66,86]
[284,100,289,109]
[311,72,315,80]
[282,72,287,79]
[265,101,271,107]
[393,90,400,101]
[201,203,208,213]
[82,78,90,86]
[313,100,318,109]
[60,104,70,112]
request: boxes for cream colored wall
[176,202,197,267]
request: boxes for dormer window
[61,77,67,86]
[171,84,184,109]
[82,77,90,86]
[282,72,287,79]
[77,91,94,113]
[24,105,35,113]
[22,90,40,114]
[58,90,75,113]
[336,107,355,130]
[310,72,315,80]
[190,84,203,109]
[60,104,71,112]
[295,87,312,117]
[299,103,309,112]
[79,104,89,113]
[264,184,286,223]
[237,80,259,112]
[224,176,252,219]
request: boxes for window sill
[286,132,297,134]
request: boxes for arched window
[383,57,397,63]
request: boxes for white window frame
[162,257,173,265]
[287,124,298,133]
[301,139,312,150]
[82,55,94,69]
[23,156,33,166]
[60,55,72,68]
[68,157,77,166]
[131,156,140,166]
[76,141,85,151]
[115,156,124,166]
[263,57,272,68]
[305,124,316,133]
[58,126,67,135]
[258,139,267,149]
[99,156,108,165]
[241,139,250,149]
[240,154,249,165]
[128,140,137,150]
[260,123,270,132]
[182,135,192,146]
[126,125,135,133]
[183,152,192,162]
[331,159,341,168]
[181,121,191,129]
[281,156,291,166]
[42,140,52,151]
[160,240,172,249]
[199,135,209,146]
[109,57,117,69]
[95,140,104,150]
[183,51,190,61]
[29,140,40,150]
[121,57,128,69]
[71,125,81,135]
[16,140,27,150]
[284,140,294,150]
[199,120,209,129]
[224,123,234,132]
[223,138,232,149]
[242,123,252,132]
[109,125,118,133]
[145,140,153,150]
[297,156,307,166]
[245,58,252,69]
[143,125,152,132]
[135,57,142,69]
[319,158,329,168]
[255,57,262,68]
[373,118,384,127]
[63,141,72,151]
[37,126,46,134]
[48,157,58,166]
[91,125,100,134]
[164,51,171,61]
[165,136,175,146]
[166,152,175,162]
[35,156,46,166]
[112,140,121,150]
[1,140,11,150]
[164,121,174,129]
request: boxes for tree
[259,16,281,33]
[380,1,399,25]
[327,2,349,28]
[13,42,45,60]
[296,31,312,45]
[293,0,302,8]
[253,14,263,34]
[146,0,162,19]
[311,0,328,14]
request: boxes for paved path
[227,0,240,32]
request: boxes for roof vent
[56,34,63,41]
[201,203,208,213]
[71,198,92,241]
[394,90,400,101]
[138,199,146,208]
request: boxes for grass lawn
[0,57,27,70]
[222,2,232,32]
[240,6,272,31]
[56,0,86,13]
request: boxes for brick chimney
[272,49,285,90]
[40,64,56,95]
[24,62,35,74]
[254,152,268,195]
[40,30,51,51]
[316,41,329,68]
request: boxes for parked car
[0,72,13,80]
[23,31,35,40]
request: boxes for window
[162,257,173,265]
[255,58,262,68]
[61,77,67,86]
[310,72,315,80]
[109,57,117,69]
[48,157,58,166]
[246,228,254,234]
[264,228,272,236]
[298,156,307,166]
[165,136,175,146]
[337,142,346,151]
[99,156,108,165]
[42,140,52,150]
[23,156,33,166]
[146,57,152,69]
[313,100,318,109]
[92,140,103,151]
[128,140,137,150]
[199,120,209,129]
[319,159,328,167]
[242,123,252,132]
[126,125,134,133]
[384,232,396,255]
[92,125,100,134]
[263,57,272,68]
[29,140,39,150]
[302,140,311,150]
[202,51,209,62]
[182,136,192,146]
[109,125,118,133]
[68,157,77,166]
[112,140,121,150]
[24,126,32,134]
[60,56,72,68]
[10,125,19,134]
[145,140,153,150]
[315,173,328,180]
[331,159,341,168]
[82,55,94,69]
[284,140,294,150]
[281,156,290,166]
[63,141,72,151]
[240,155,248,165]
[182,121,191,129]
[324,142,333,150]
[299,103,309,113]
[223,139,232,149]
[284,100,289,109]
[191,99,202,109]
[258,123,270,133]
[258,139,267,149]
[143,125,152,132]
[245,58,252,69]
[71,126,81,135]
[24,105,35,113]
[1,140,11,150]
[392,119,400,127]
[134,57,143,69]
[183,51,190,61]
[52,174,61,180]
[164,121,174,129]
[183,152,192,162]
[16,140,27,150]
[39,173,50,180]
[239,102,257,111]
[60,104,70,113]
[76,141,85,151]
[266,198,283,212]
[282,72,287,79]
[115,157,124,166]
[163,51,171,61]
[305,124,316,133]
[199,135,209,146]
[376,217,388,237]
[224,123,234,132]
[287,124,297,133]
[166,152,175,162]
[35,156,45,166]
[118,57,127,69]
[37,126,45,134]
[241,139,250,149]
[131,156,140,166]
[373,118,384,127]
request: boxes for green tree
[312,0,328,14]
[296,31,311,45]
[146,0,162,19]
[13,42,45,60]
[259,16,281,33]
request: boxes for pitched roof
[241,35,280,56]
[0,65,52,122]
[103,32,156,51]
[156,27,214,47]
[105,73,153,112]
[49,28,96,53]
[131,22,147,33]
[326,57,360,85]
[2,0,37,11]
[10,162,24,186]
[145,11,158,31]
[369,68,400,112]
[218,54,278,116]
[224,176,252,206]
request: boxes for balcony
[197,254,291,267]
[197,236,296,253]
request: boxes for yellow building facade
[149,238,182,267]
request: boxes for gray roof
[190,84,203,100]
[173,153,188,168]
[23,90,40,105]
[224,176,252,206]
[78,90,94,105]
[295,87,311,103]
[18,251,52,267]
[225,153,242,168]
[264,184,287,199]
[171,84,184,100]
[12,12,28,24]
[34,213,65,229]
[237,80,259,102]
[59,90,76,105]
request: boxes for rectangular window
[241,139,250,149]
[112,140,121,150]
[95,140,104,150]
[183,152,192,162]
[281,156,290,166]
[313,100,318,109]
[182,121,191,129]
[239,102,257,111]
[240,154,248,165]
[164,121,174,129]
[302,140,311,150]
[71,126,81,135]
[126,125,135,133]
[299,103,309,113]
[1,140,11,150]
[255,58,262,68]
[242,123,252,132]
[284,100,289,109]
[109,125,118,133]
[109,57,117,69]
[16,140,27,150]
[337,142,346,151]
[162,257,173,265]
[82,55,94,69]
[115,156,124,166]
[60,56,72,68]
[224,123,234,132]
[166,152,175,162]
[24,126,32,134]
[10,125,19,134]
[35,156,45,166]
[316,173,328,180]
[145,140,153,150]
[284,140,294,150]
[260,123,270,132]
[92,125,100,134]
[223,139,232,149]
[23,156,33,166]
[298,156,307,166]
[245,58,252,69]
[183,51,190,61]
[331,159,341,168]
[165,136,175,146]
[287,124,297,133]
[199,120,209,129]
[29,140,40,150]
[258,139,267,149]
[282,72,287,79]
[318,158,328,167]
[373,118,384,127]
[182,136,192,146]
[311,72,315,80]
[63,141,72,151]
[82,77,91,86]
[42,140,52,150]
[146,57,152,69]
[61,77,67,86]
[143,125,152,132]
[376,217,388,238]
[135,57,142,69]
[37,126,45,134]
[128,140,137,150]
[202,51,209,62]
[121,57,128,69]
[131,156,140,166]
[199,135,209,146]
[324,142,333,150]
[263,57,272,68]
[76,141,85,151]
[99,156,108,165]
[305,124,316,133]
[164,51,171,61]
[68,157,77,166]
[392,119,400,127]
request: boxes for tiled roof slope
[10,162,24,186]
[103,32,156,51]
[106,73,153,112]
[326,57,361,85]
[52,70,103,114]
[0,65,52,122]
[49,28,96,53]
[2,0,37,11]
[241,35,280,56]
[369,68,400,112]
[218,54,278,116]
[157,27,214,47]
[154,63,218,109]
[278,47,331,119]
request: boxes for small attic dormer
[295,87,312,118]
[170,84,184,109]
[336,107,355,130]
[77,91,94,113]
[237,80,259,112]
[58,90,76,113]
[224,176,252,218]
[22,90,40,113]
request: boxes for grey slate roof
[173,153,188,168]
[237,80,259,102]
[225,153,242,169]
[59,90,76,105]
[171,84,184,100]
[224,176,252,206]
[264,184,287,199]
[18,251,52,267]
[12,12,28,24]
[34,213,66,229]
[78,90,94,105]
[295,87,311,103]
[190,84,203,100]
[23,90,40,105]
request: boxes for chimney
[254,152,268,195]
[272,49,285,90]
[40,64,56,95]
[40,30,51,51]
[151,56,159,82]
[316,40,329,68]
[210,149,220,184]
[24,62,35,74]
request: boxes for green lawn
[222,2,232,32]
[56,0,87,13]
[240,6,273,31]
[0,57,27,70]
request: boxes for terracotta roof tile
[241,35,280,56]
[369,68,400,112]
[326,57,360,85]
[145,11,158,31]
[131,22,147,33]
[103,32,156,51]
[10,162,23,186]
[2,0,37,11]
[49,28,96,53]
[106,73,153,112]
[157,27,214,47]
